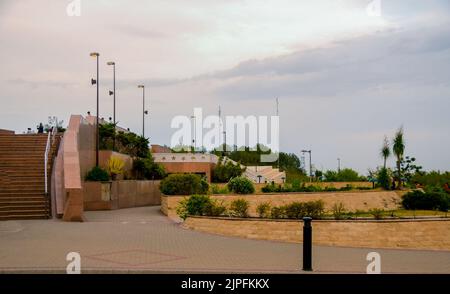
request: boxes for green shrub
[210,184,229,194]
[369,208,384,220]
[160,174,209,195]
[133,156,166,180]
[270,206,286,219]
[85,166,110,181]
[377,167,391,190]
[402,188,450,211]
[203,199,227,217]
[176,194,211,220]
[229,198,249,217]
[285,202,305,219]
[331,202,346,220]
[227,177,255,194]
[304,200,325,218]
[256,202,271,218]
[212,158,246,183]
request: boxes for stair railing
[44,127,58,195]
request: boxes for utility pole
[338,158,341,173]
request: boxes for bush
[133,156,166,180]
[285,202,305,219]
[160,174,209,195]
[304,200,325,218]
[377,167,391,190]
[85,166,110,181]
[331,202,346,220]
[402,188,450,211]
[203,199,227,217]
[106,156,124,180]
[256,202,271,218]
[176,195,210,220]
[212,157,245,183]
[229,198,249,217]
[227,177,255,194]
[210,184,229,194]
[270,206,286,219]
[369,208,384,220]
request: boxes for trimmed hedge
[227,177,255,194]
[85,166,110,181]
[402,188,450,211]
[160,174,209,195]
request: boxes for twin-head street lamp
[90,52,100,166]
[301,149,312,182]
[107,61,116,150]
[137,85,147,138]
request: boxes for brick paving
[0,206,449,273]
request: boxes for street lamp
[137,85,146,137]
[301,149,312,182]
[337,158,341,173]
[107,61,116,150]
[90,52,100,167]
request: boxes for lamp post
[90,52,100,167]
[301,150,312,182]
[107,61,116,150]
[137,85,145,137]
[337,158,341,173]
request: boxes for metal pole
[309,151,312,182]
[142,87,145,138]
[113,63,116,151]
[302,217,312,271]
[338,158,340,173]
[96,55,99,167]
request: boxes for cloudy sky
[0,0,449,173]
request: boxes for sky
[0,0,449,174]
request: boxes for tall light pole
[107,61,116,150]
[137,85,145,137]
[90,52,100,167]
[337,158,341,173]
[302,149,312,182]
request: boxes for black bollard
[302,217,312,271]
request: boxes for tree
[380,136,390,169]
[392,127,405,189]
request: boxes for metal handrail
[44,127,58,195]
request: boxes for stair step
[0,214,49,220]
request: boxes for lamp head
[107,61,115,66]
[138,85,145,88]
[90,52,99,57]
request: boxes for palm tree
[380,136,390,169]
[392,127,405,189]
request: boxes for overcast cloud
[0,0,449,173]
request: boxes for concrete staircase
[221,156,286,184]
[0,133,59,220]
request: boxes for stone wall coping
[187,215,450,223]
[162,189,398,197]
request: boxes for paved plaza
[0,206,449,273]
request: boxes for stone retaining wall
[183,217,450,250]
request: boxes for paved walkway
[0,206,449,273]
